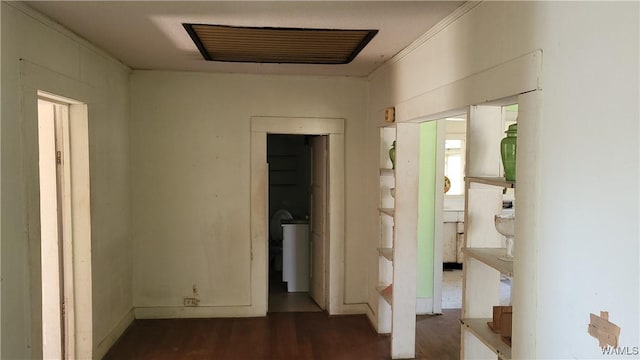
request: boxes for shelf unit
[372,123,419,359]
[380,168,395,176]
[465,176,515,189]
[461,104,517,360]
[460,318,512,359]
[462,248,513,277]
[377,247,394,261]
[376,285,393,305]
[378,207,395,217]
[375,126,396,335]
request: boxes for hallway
[103,310,461,359]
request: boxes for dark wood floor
[415,311,461,360]
[103,310,461,360]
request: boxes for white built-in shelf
[463,248,514,277]
[377,247,393,261]
[378,208,395,217]
[466,176,515,189]
[460,318,512,360]
[379,168,395,176]
[376,285,393,305]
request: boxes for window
[444,118,466,196]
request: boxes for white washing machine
[270,209,293,272]
[281,221,309,292]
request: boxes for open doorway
[251,116,345,316]
[437,105,519,309]
[22,61,94,358]
[441,114,467,309]
[267,134,322,312]
[36,91,92,359]
[38,97,74,358]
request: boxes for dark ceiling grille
[184,24,378,64]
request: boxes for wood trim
[251,116,344,134]
[250,132,269,315]
[432,119,446,314]
[21,60,95,360]
[395,50,542,123]
[134,306,261,319]
[250,117,347,317]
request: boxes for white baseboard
[416,297,435,315]
[134,305,264,319]
[134,301,367,320]
[365,303,378,331]
[94,308,134,360]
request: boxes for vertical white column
[392,122,419,359]
[511,91,540,359]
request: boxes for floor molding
[134,305,262,319]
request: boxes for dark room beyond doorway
[267,134,321,312]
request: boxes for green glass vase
[500,124,517,181]
[389,141,396,169]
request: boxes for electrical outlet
[183,297,199,307]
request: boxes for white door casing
[22,60,93,359]
[309,135,328,309]
[250,116,356,315]
[38,98,78,359]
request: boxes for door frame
[250,116,345,315]
[309,135,328,309]
[21,60,93,359]
[37,97,76,359]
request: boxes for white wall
[368,1,638,358]
[130,71,369,314]
[1,3,132,358]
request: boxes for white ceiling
[25,1,465,77]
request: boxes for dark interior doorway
[267,134,321,312]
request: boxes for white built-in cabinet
[461,104,517,360]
